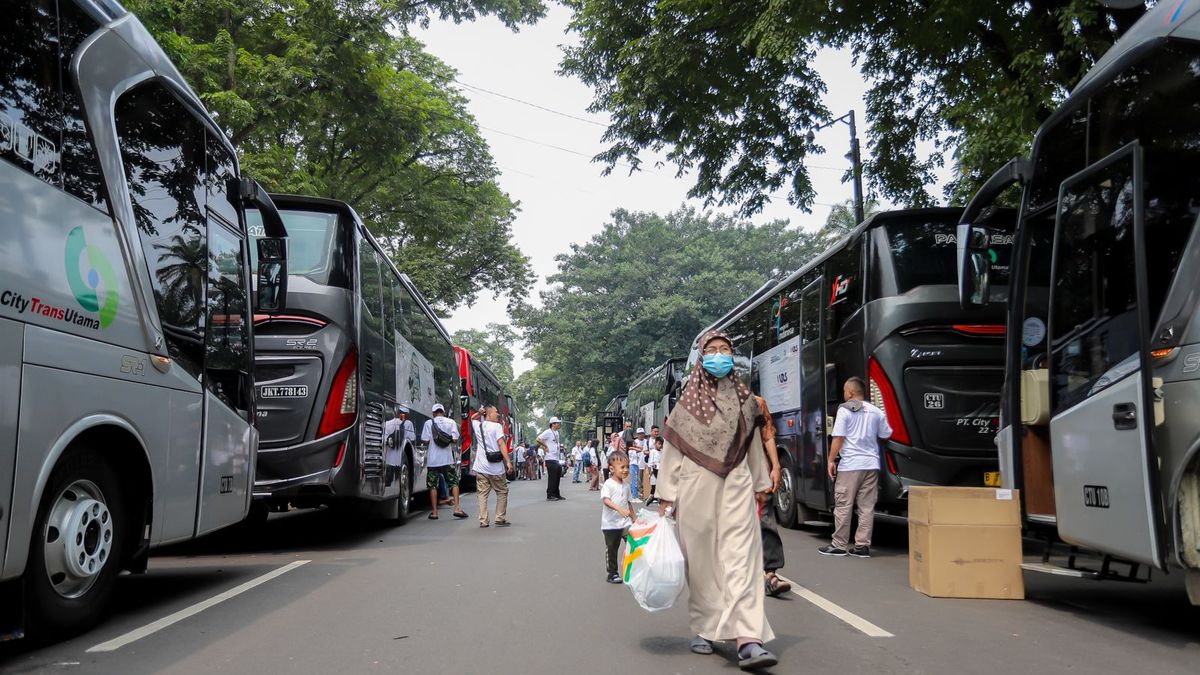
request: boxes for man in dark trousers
[537,417,566,500]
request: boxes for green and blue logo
[64,226,118,328]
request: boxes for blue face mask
[702,354,735,378]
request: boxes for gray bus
[249,196,459,524]
[0,0,288,637]
[957,0,1200,601]
[691,208,1015,528]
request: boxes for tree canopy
[560,1,1151,214]
[130,0,544,309]
[513,206,850,430]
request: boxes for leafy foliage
[513,207,850,432]
[129,0,543,309]
[561,1,1150,212]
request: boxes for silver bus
[691,208,1015,528]
[957,0,1200,601]
[249,195,459,524]
[0,0,288,637]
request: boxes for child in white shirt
[601,450,634,584]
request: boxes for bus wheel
[394,453,411,526]
[26,452,127,636]
[775,455,801,529]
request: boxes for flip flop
[737,643,777,670]
[452,511,469,519]
[428,513,438,520]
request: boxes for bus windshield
[885,215,1013,294]
[248,209,339,282]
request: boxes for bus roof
[627,357,687,392]
[692,207,963,349]
[454,345,503,389]
[1073,1,1200,93]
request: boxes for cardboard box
[908,486,1020,527]
[909,487,1025,600]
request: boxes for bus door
[798,277,830,512]
[198,141,256,535]
[1047,144,1163,568]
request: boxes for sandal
[737,643,777,670]
[452,511,469,519]
[765,574,791,597]
[690,635,713,655]
[428,513,438,520]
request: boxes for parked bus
[691,207,1015,529]
[955,0,1200,601]
[0,0,288,637]
[455,345,504,489]
[249,195,458,525]
[625,358,686,432]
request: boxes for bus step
[1020,562,1100,579]
[801,520,833,527]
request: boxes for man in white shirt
[628,427,645,501]
[472,406,513,527]
[383,405,415,488]
[537,417,565,501]
[819,377,894,558]
[571,440,585,483]
[423,403,465,520]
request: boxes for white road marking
[775,574,894,638]
[87,560,311,653]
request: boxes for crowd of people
[444,334,893,671]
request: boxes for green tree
[128,0,541,309]
[513,207,829,430]
[452,323,518,388]
[561,1,1150,213]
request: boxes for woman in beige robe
[657,330,776,670]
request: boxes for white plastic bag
[624,510,687,612]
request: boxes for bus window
[1050,155,1140,414]
[116,82,208,380]
[359,237,383,326]
[249,209,339,282]
[205,222,251,417]
[2,1,106,209]
[826,237,863,338]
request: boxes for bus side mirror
[957,223,992,308]
[255,237,288,312]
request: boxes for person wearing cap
[423,403,466,520]
[383,405,414,488]
[537,417,566,500]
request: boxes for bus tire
[393,451,412,526]
[25,450,128,637]
[775,454,800,529]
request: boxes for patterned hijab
[664,330,760,477]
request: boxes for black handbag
[432,423,455,447]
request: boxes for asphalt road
[3,477,1199,674]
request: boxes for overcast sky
[414,6,877,375]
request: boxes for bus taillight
[868,356,911,446]
[319,348,358,437]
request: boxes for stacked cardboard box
[908,487,1025,600]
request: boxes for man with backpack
[423,403,467,520]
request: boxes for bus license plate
[260,385,308,398]
[983,471,1001,487]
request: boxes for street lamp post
[806,109,866,226]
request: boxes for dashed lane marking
[87,560,311,653]
[775,574,894,638]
